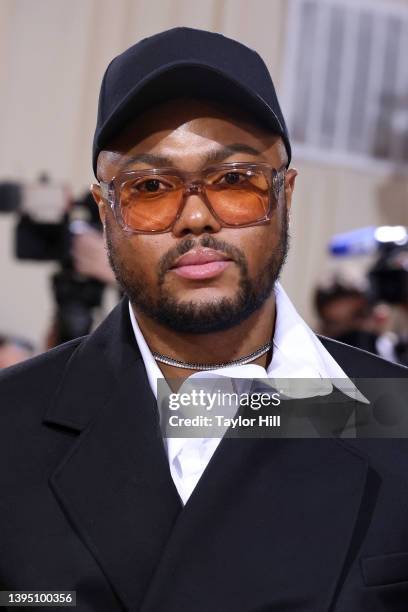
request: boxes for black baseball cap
[93,27,291,176]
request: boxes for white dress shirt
[129,281,367,504]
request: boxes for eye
[127,177,176,195]
[219,171,247,185]
[137,179,164,193]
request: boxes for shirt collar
[128,281,368,404]
[128,301,163,398]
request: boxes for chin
[172,283,237,299]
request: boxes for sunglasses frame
[98,162,287,234]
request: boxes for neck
[131,294,276,380]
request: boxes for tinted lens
[119,175,183,231]
[206,168,270,225]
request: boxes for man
[1,27,408,612]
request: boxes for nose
[171,190,222,237]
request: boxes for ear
[90,183,107,228]
[284,168,298,215]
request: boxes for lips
[170,248,233,280]
[172,249,231,268]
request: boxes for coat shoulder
[317,335,408,378]
[0,337,85,416]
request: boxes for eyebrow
[118,143,265,171]
[205,143,265,164]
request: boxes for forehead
[97,98,284,179]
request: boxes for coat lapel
[43,299,182,611]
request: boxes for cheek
[121,235,172,283]
[234,221,283,276]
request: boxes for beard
[105,211,289,334]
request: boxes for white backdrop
[1,0,407,347]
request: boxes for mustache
[158,234,248,282]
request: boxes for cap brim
[93,62,290,175]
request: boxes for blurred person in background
[369,242,408,366]
[314,280,398,360]
[42,227,116,351]
[1,27,408,612]
[0,334,34,368]
[44,226,117,351]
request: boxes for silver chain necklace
[151,341,273,370]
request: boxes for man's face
[93,98,297,333]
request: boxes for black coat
[1,297,408,612]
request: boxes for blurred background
[0,0,407,367]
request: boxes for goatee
[105,212,289,334]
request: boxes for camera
[0,174,105,344]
